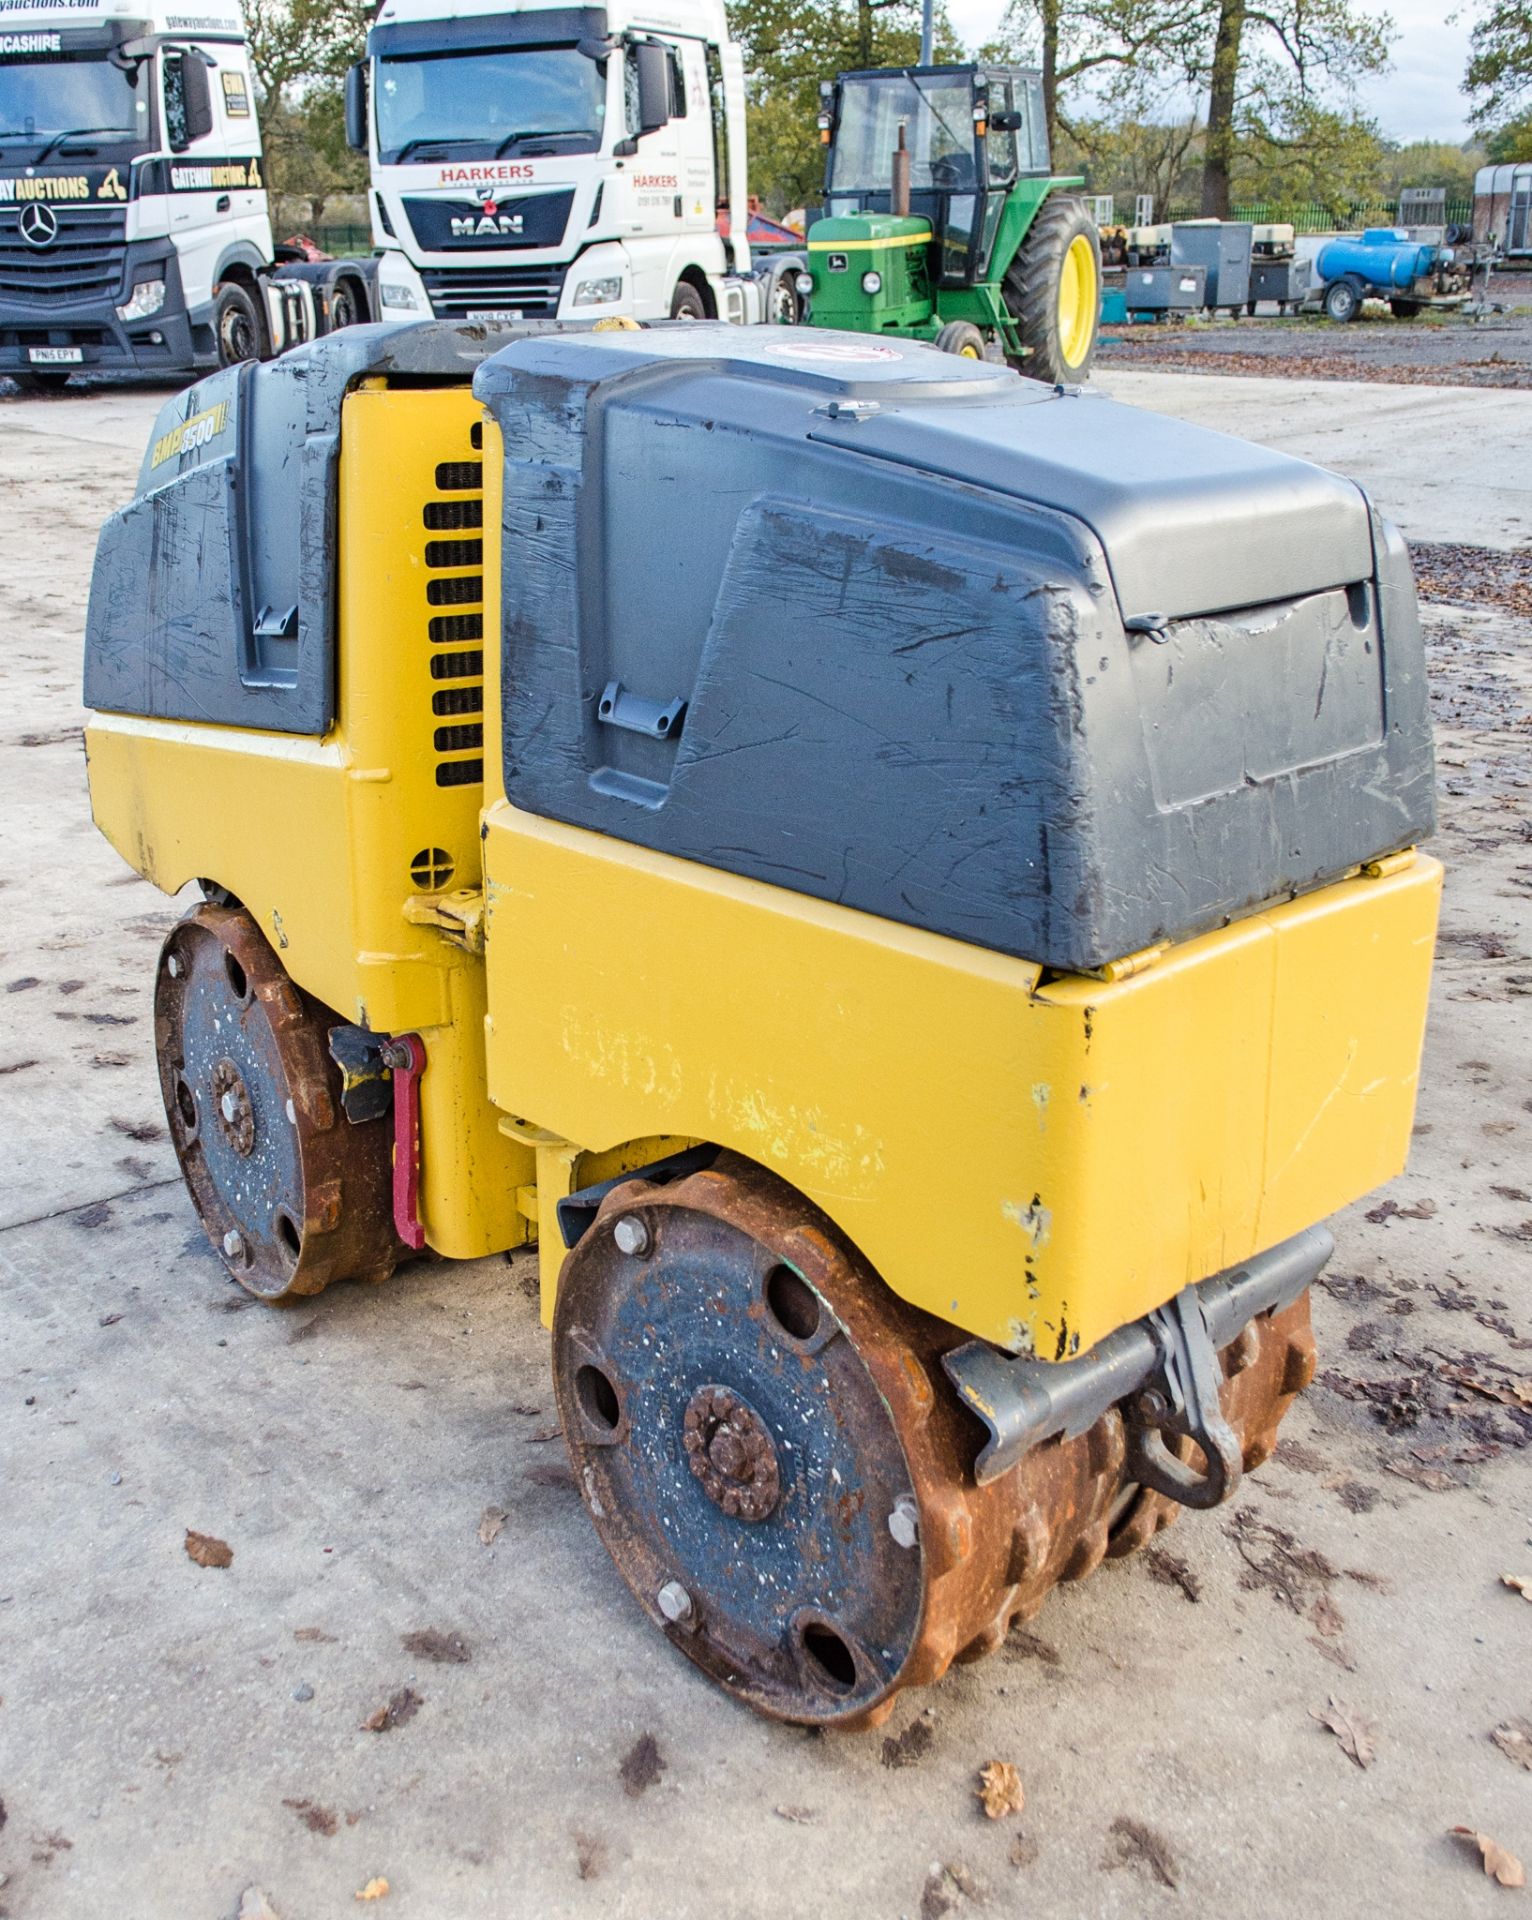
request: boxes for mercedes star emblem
[18,202,58,248]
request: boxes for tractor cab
[805,64,1100,382]
[819,66,1050,289]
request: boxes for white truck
[0,0,371,389]
[345,0,802,327]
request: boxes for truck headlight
[795,271,814,295]
[116,278,166,323]
[379,280,421,310]
[861,270,882,294]
[573,275,623,306]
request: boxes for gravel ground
[1,385,1530,1920]
[1100,274,1532,388]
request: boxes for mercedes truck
[0,0,371,389]
[345,0,803,327]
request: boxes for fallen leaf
[1501,1574,1532,1602]
[527,1425,562,1443]
[1310,1696,1376,1769]
[477,1506,507,1546]
[401,1628,470,1664]
[293,1626,336,1644]
[360,1687,422,1733]
[919,1863,956,1920]
[1143,1549,1201,1603]
[882,1711,935,1769]
[620,1732,666,1798]
[1309,1592,1346,1639]
[1450,1827,1526,1888]
[1490,1721,1532,1772]
[282,1797,338,1837]
[1104,1816,1178,1889]
[184,1529,233,1569]
[773,1804,818,1824]
[944,1862,986,1901]
[355,1878,390,1902]
[978,1760,1025,1820]
[574,1830,607,1880]
[237,1889,282,1920]
[1009,1834,1039,1868]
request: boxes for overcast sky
[945,0,1478,145]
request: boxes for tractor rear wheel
[552,1153,1316,1727]
[1003,195,1101,384]
[155,904,403,1301]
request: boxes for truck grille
[0,204,126,304]
[424,434,486,789]
[420,263,566,319]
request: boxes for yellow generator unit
[84,321,1439,1728]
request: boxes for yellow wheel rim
[1057,233,1098,369]
[960,341,981,358]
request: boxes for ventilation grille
[423,451,486,789]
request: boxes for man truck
[344,0,804,327]
[0,0,371,389]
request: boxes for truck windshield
[828,73,978,194]
[375,45,605,163]
[0,52,145,153]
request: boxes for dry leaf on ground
[1309,1592,1346,1639]
[293,1626,335,1644]
[282,1797,338,1836]
[978,1761,1025,1819]
[237,1890,282,1920]
[1491,1721,1532,1771]
[360,1688,422,1733]
[477,1506,508,1546]
[882,1711,935,1769]
[354,1878,390,1902]
[1501,1573,1532,1602]
[1310,1696,1376,1769]
[184,1529,232,1569]
[1104,1816,1178,1889]
[619,1732,666,1798]
[401,1628,470,1664]
[1450,1827,1526,1888]
[774,1805,818,1824]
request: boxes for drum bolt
[222,1229,245,1260]
[220,1091,238,1124]
[613,1215,651,1258]
[166,953,183,979]
[889,1496,920,1549]
[657,1579,693,1624]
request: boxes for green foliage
[240,0,370,107]
[1466,1,1532,125]
[262,79,369,222]
[731,0,963,211]
[1230,95,1389,217]
[1378,139,1483,200]
[1065,112,1203,211]
[1484,111,1532,162]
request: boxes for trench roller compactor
[84,320,1439,1727]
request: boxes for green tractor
[801,65,1102,382]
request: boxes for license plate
[29,346,83,365]
[466,308,523,323]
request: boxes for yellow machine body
[86,377,1441,1357]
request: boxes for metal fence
[309,223,374,257]
[1155,201,1474,233]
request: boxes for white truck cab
[348,0,798,326]
[0,0,275,383]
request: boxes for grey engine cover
[474,325,1433,972]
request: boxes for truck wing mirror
[164,47,214,150]
[631,40,671,138]
[344,61,368,153]
[989,109,1023,131]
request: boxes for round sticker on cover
[759,338,904,363]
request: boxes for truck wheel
[328,277,366,329]
[1002,195,1101,384]
[213,281,263,366]
[1389,298,1424,320]
[934,320,986,358]
[669,281,707,320]
[1323,279,1361,324]
[155,903,403,1301]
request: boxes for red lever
[385,1034,427,1251]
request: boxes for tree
[1192,0,1393,215]
[980,0,1207,156]
[1231,98,1388,215]
[1064,111,1203,215]
[1466,1,1532,127]
[241,0,370,112]
[1484,111,1532,162]
[263,79,369,226]
[1379,139,1483,204]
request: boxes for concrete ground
[1,370,1529,1920]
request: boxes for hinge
[1362,848,1415,880]
[403,886,485,953]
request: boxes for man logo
[18,202,58,248]
[449,206,525,239]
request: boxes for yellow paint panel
[482,800,1440,1357]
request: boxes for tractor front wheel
[934,319,986,359]
[1003,196,1101,384]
